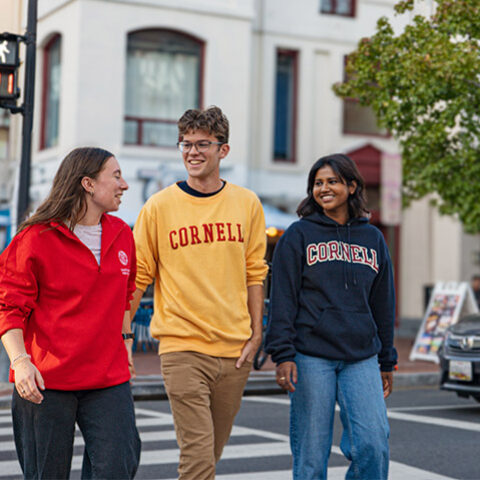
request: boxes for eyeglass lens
[178,141,220,153]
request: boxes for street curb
[0,371,441,407]
[394,371,440,388]
[132,371,441,400]
[131,372,286,401]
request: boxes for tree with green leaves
[334,0,480,232]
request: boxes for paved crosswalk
[0,407,292,479]
[0,403,455,479]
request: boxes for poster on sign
[409,282,479,363]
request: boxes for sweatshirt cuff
[380,364,395,372]
[0,317,26,339]
[133,276,150,293]
[378,346,398,372]
[270,350,296,366]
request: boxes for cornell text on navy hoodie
[264,212,398,372]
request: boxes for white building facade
[8,0,480,324]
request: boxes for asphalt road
[1,386,479,479]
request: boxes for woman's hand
[276,361,297,392]
[14,359,45,404]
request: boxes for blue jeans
[12,382,141,479]
[290,352,389,480]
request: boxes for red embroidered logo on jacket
[168,222,245,250]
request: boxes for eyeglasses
[177,140,224,153]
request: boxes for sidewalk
[130,336,441,400]
[0,336,440,406]
[133,336,439,374]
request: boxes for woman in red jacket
[0,147,141,479]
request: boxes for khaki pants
[161,351,252,480]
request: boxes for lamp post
[17,0,37,224]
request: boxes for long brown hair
[18,147,114,232]
[296,153,369,219]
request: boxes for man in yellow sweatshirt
[131,106,268,480]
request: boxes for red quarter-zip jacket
[0,214,136,390]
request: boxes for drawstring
[336,221,357,290]
[347,223,357,286]
[336,225,349,290]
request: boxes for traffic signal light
[0,33,21,103]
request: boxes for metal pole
[16,0,37,224]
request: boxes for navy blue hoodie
[265,212,397,372]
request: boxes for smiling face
[181,129,230,190]
[312,165,356,224]
[86,156,128,214]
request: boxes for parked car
[438,313,480,402]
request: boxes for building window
[273,50,298,163]
[342,57,386,136]
[40,35,61,149]
[124,29,203,147]
[320,0,355,17]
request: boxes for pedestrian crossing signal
[0,34,21,102]
[0,72,16,96]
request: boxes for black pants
[12,382,141,480]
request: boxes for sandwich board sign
[409,282,479,363]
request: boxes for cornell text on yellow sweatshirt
[133,182,268,358]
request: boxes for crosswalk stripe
[387,410,480,432]
[231,425,289,442]
[0,439,15,452]
[134,407,172,419]
[0,416,170,436]
[0,459,23,476]
[0,460,459,480]
[385,461,455,480]
[244,396,289,405]
[0,442,292,477]
[0,426,14,436]
[0,425,283,452]
[133,417,173,427]
[206,463,455,480]
[164,461,456,480]
[389,403,480,412]
[215,471,292,480]
[0,424,289,459]
[139,442,291,466]
[244,396,480,433]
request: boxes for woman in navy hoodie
[265,153,397,480]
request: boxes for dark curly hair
[296,153,369,219]
[177,105,229,144]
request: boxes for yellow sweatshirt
[133,182,268,358]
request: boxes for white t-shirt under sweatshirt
[74,223,102,264]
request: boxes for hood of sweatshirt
[302,211,369,228]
